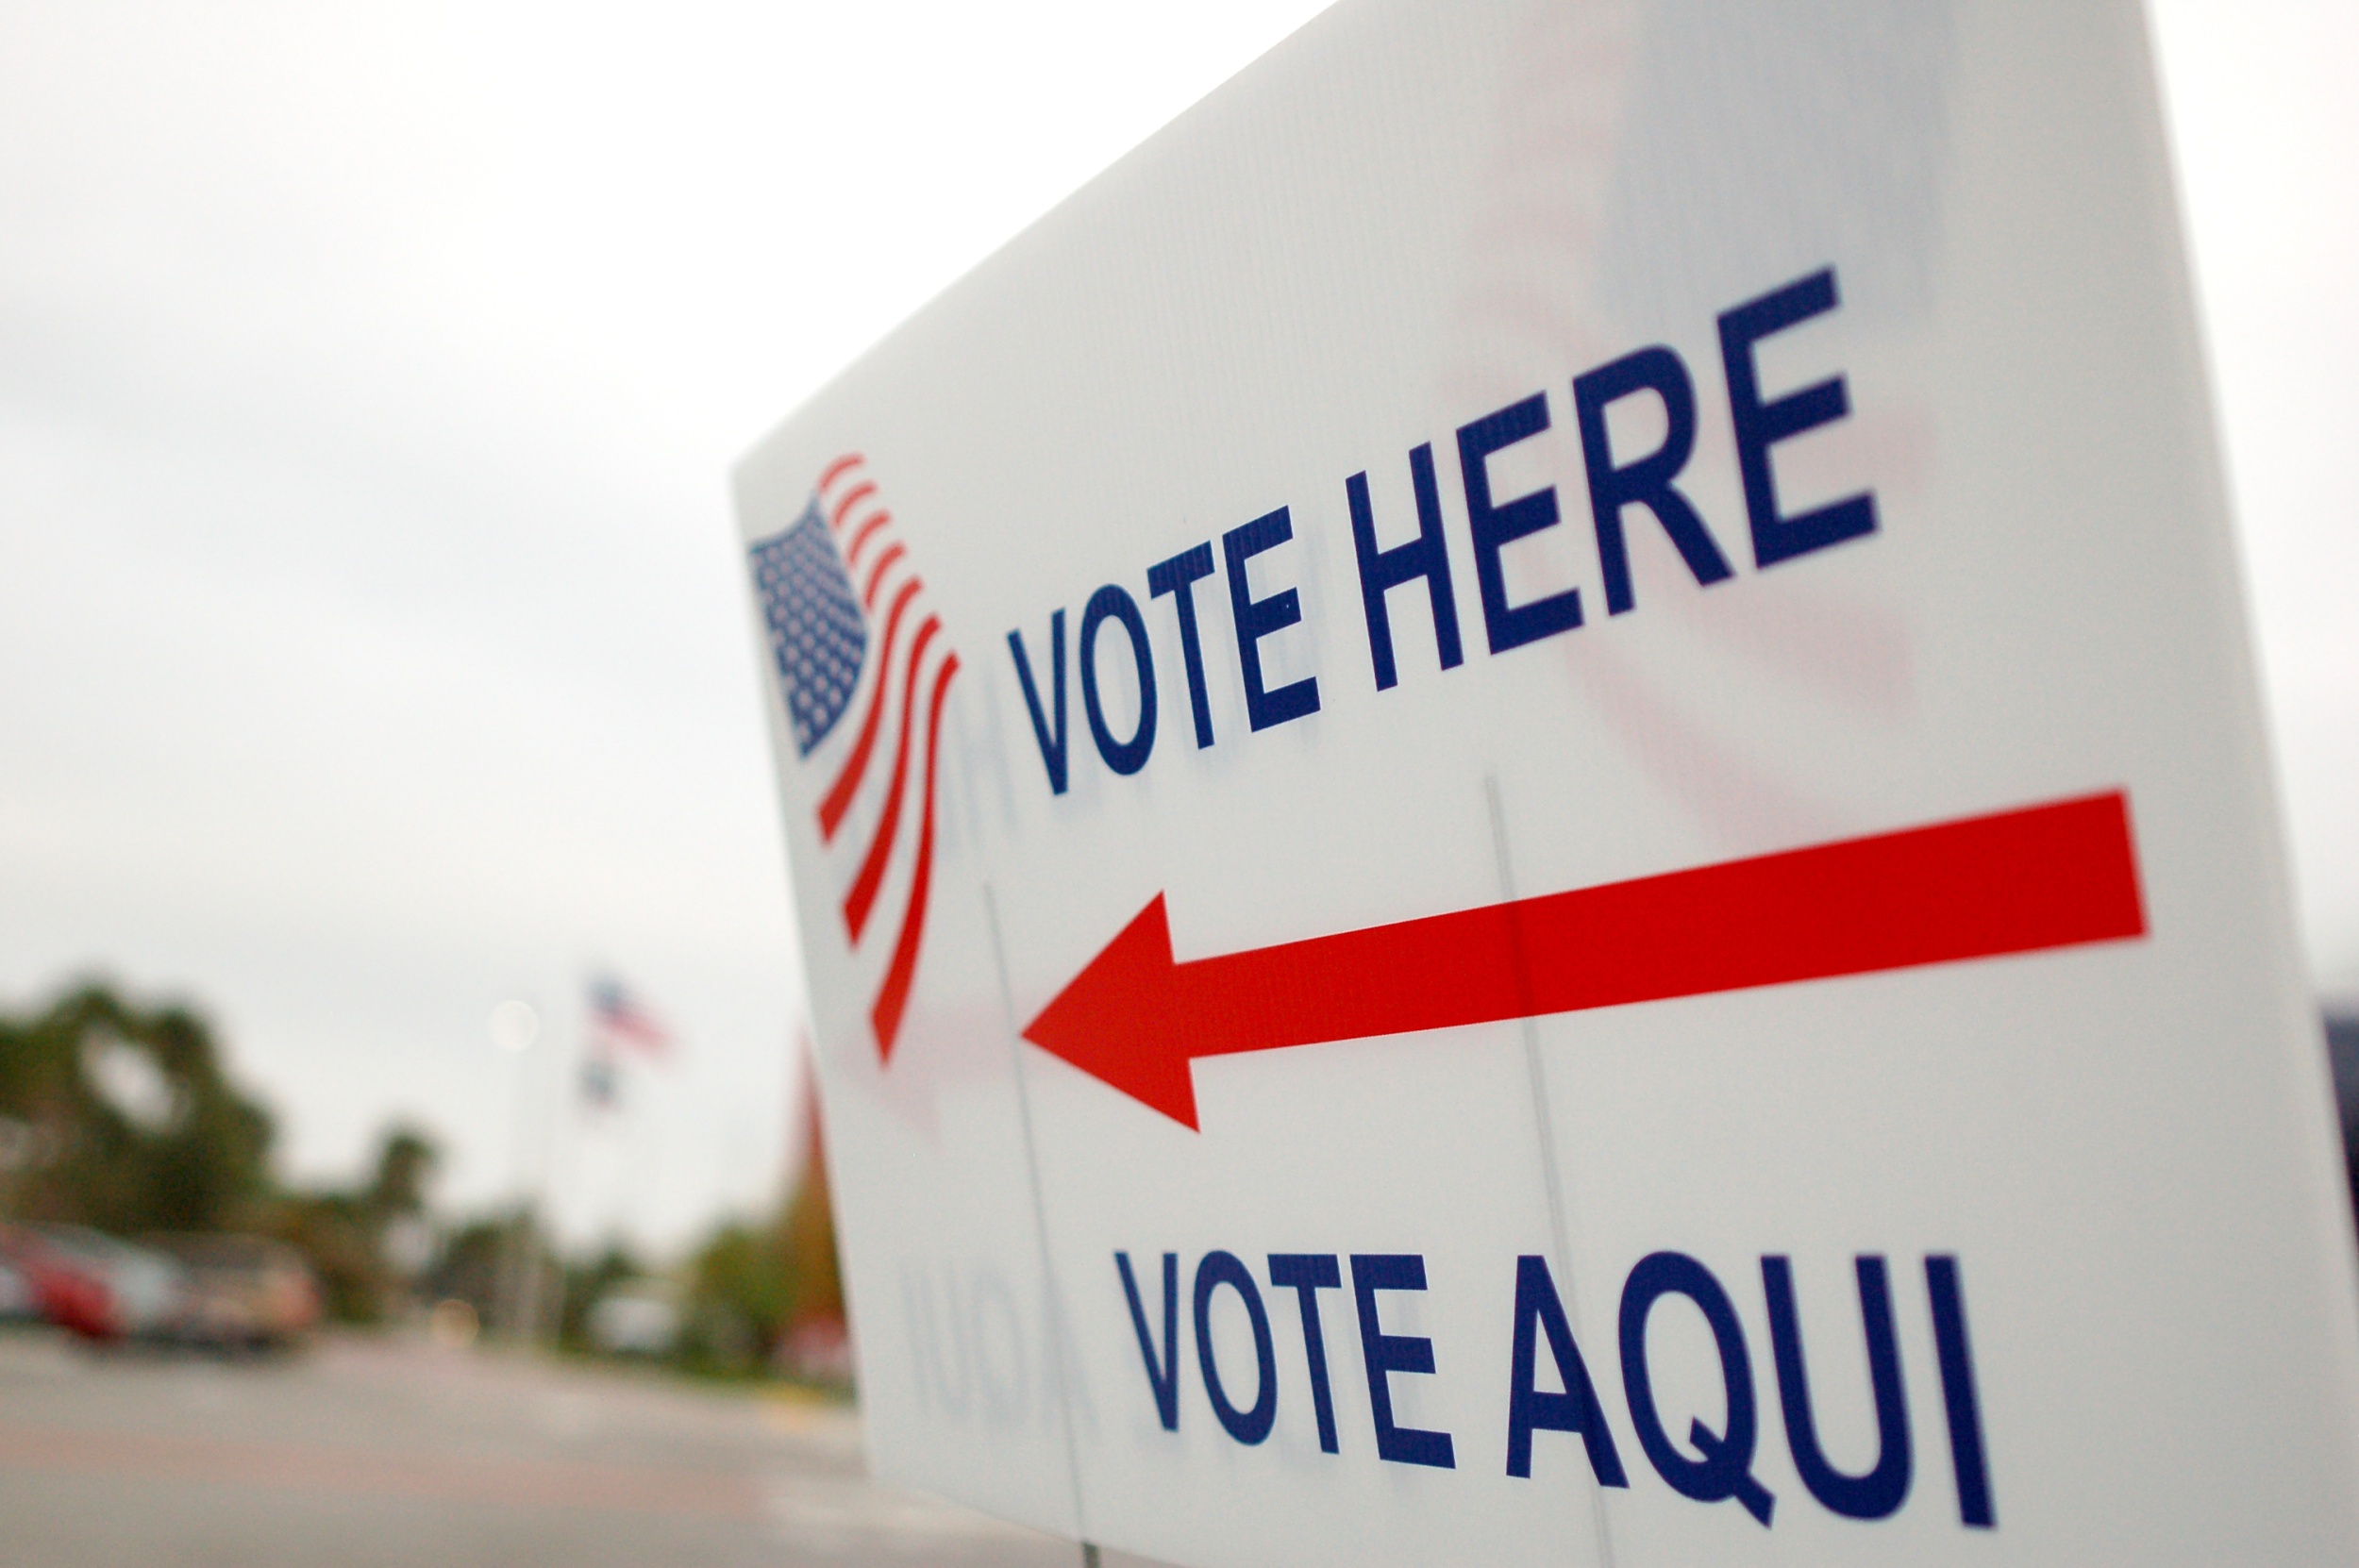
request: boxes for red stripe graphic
[817,453,864,493]
[819,576,922,843]
[861,543,907,610]
[872,653,962,1059]
[829,481,878,532]
[845,510,893,569]
[1024,790,2149,1128]
[842,619,942,943]
[795,452,964,1062]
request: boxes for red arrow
[1022,791,2147,1128]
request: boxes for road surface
[0,1328,1162,1568]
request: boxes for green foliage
[420,1216,512,1323]
[0,979,858,1370]
[669,1125,846,1380]
[259,1125,443,1323]
[367,1127,436,1217]
[559,1243,645,1348]
[678,1222,788,1374]
[0,980,274,1232]
[0,978,447,1325]
[262,1192,382,1321]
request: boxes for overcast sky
[0,1,2350,1254]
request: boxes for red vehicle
[1,1226,182,1343]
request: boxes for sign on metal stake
[735,4,2359,1563]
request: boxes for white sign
[733,2,2359,1562]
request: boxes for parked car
[15,1226,184,1342]
[0,1226,104,1339]
[0,1253,37,1324]
[144,1233,322,1351]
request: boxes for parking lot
[0,1329,1135,1568]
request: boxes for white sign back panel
[733,2,2359,1563]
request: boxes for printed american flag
[748,453,961,1061]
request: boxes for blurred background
[0,1,2351,1563]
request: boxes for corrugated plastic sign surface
[733,3,2359,1563]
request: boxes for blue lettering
[1347,442,1464,691]
[1195,1251,1277,1444]
[1716,267,1877,568]
[1146,542,1218,748]
[1572,345,1733,615]
[1026,268,1880,795]
[1117,1251,1181,1431]
[1459,392,1580,654]
[1222,509,1321,731]
[1349,1254,1455,1469]
[1006,611,1069,795]
[1619,1251,1775,1526]
[1505,1255,1627,1485]
[1079,584,1156,776]
[1763,1256,1910,1520]
[1927,1255,1995,1527]
[1267,1253,1344,1454]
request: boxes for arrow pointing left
[1021,791,2149,1129]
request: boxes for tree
[671,1055,847,1380]
[366,1127,436,1221]
[678,1223,787,1373]
[0,981,274,1232]
[264,1124,442,1324]
[559,1243,646,1349]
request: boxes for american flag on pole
[747,453,961,1061]
[589,975,672,1057]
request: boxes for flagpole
[489,999,542,1343]
[522,1010,566,1346]
[544,1026,587,1348]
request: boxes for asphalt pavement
[0,1329,1156,1568]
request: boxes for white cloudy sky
[0,1,2351,1253]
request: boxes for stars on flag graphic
[748,454,961,1060]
